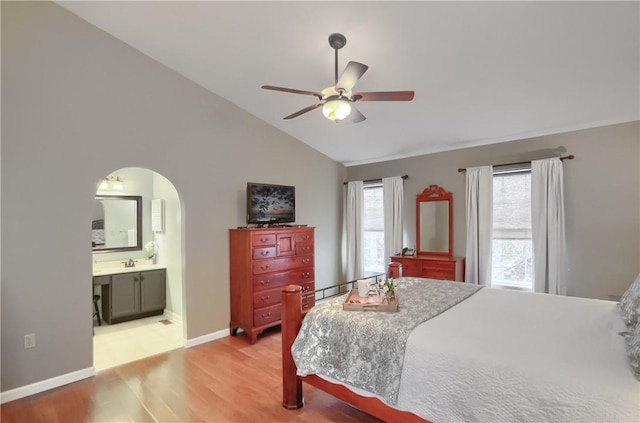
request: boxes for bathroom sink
[134,264,157,269]
[93,264,164,276]
[93,266,128,275]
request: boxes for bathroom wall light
[111,177,124,191]
[99,176,124,191]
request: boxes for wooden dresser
[389,255,465,282]
[229,227,315,344]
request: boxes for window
[362,184,385,275]
[492,171,533,291]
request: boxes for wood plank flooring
[1,327,382,423]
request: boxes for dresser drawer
[252,233,276,247]
[252,247,276,260]
[390,255,464,282]
[287,268,314,286]
[253,257,293,274]
[295,243,314,255]
[302,294,315,311]
[295,254,314,268]
[252,282,314,311]
[253,287,281,309]
[252,268,314,291]
[252,254,314,275]
[392,259,421,277]
[299,281,314,296]
[253,304,281,327]
[295,230,314,243]
[421,261,456,280]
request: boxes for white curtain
[465,166,493,286]
[346,181,364,280]
[531,158,566,295]
[383,176,404,268]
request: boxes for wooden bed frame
[281,284,429,423]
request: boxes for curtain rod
[457,155,574,173]
[343,175,409,185]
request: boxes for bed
[281,277,640,423]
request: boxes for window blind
[493,172,531,239]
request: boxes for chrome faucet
[124,258,135,268]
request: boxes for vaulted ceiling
[57,1,639,166]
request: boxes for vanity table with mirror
[390,185,465,281]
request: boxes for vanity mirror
[92,195,142,252]
[389,184,463,281]
[416,185,453,257]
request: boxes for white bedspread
[396,287,640,422]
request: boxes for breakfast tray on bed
[343,289,399,312]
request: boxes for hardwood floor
[1,327,382,423]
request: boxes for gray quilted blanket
[292,277,483,405]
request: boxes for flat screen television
[246,182,295,225]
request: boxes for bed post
[282,284,304,409]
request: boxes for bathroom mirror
[416,185,453,257]
[92,195,142,253]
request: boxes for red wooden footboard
[281,284,429,423]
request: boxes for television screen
[247,183,295,224]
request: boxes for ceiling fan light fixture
[262,33,414,123]
[322,98,352,121]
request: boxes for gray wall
[1,1,345,392]
[348,121,640,300]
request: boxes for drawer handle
[302,302,310,309]
[260,295,270,301]
[302,286,309,292]
[260,237,269,243]
[259,279,270,286]
[261,312,271,319]
[302,272,310,278]
[260,265,270,271]
[260,250,270,256]
[301,258,310,264]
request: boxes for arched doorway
[91,167,184,371]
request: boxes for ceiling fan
[262,33,415,123]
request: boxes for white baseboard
[184,327,230,348]
[163,309,183,326]
[0,367,95,404]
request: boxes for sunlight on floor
[93,315,184,372]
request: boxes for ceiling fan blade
[349,106,366,123]
[283,103,322,120]
[262,85,322,99]
[352,91,415,101]
[336,61,369,92]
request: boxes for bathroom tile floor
[93,315,184,372]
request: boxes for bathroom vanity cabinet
[93,268,166,324]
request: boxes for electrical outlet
[24,333,36,349]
